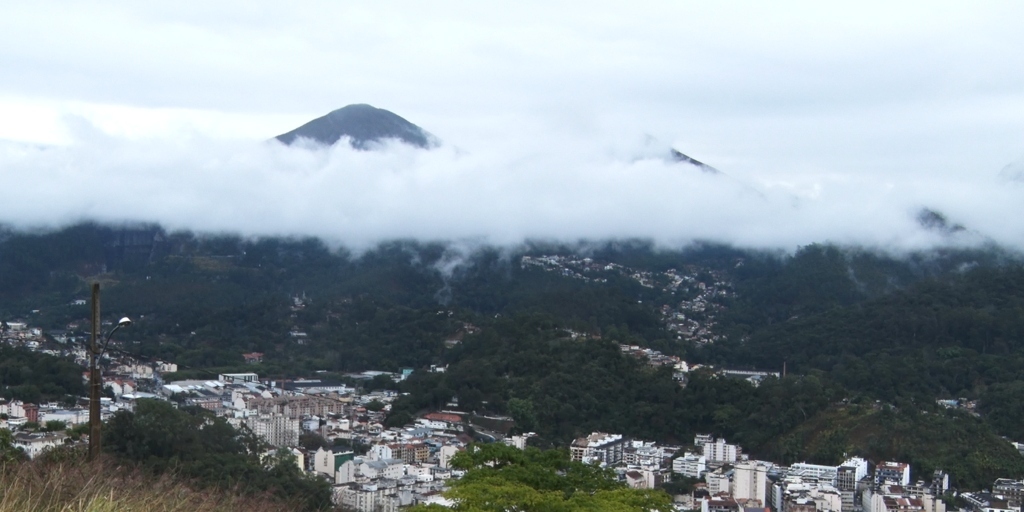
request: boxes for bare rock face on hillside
[275,104,438,149]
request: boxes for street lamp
[88,283,131,460]
[101,317,132,356]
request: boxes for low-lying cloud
[1,124,1021,254]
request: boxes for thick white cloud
[0,127,1019,253]
[0,2,1022,251]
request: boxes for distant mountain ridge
[916,208,966,235]
[275,104,437,149]
[670,148,720,174]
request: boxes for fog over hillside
[1,121,1020,253]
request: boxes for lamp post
[88,283,131,460]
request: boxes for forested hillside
[3,223,1024,488]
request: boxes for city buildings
[704,437,740,464]
[674,451,708,478]
[570,432,626,465]
[875,461,912,486]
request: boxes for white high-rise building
[367,443,394,461]
[732,462,768,504]
[336,460,356,484]
[706,468,731,494]
[703,438,738,463]
[840,457,869,482]
[439,445,460,469]
[570,432,626,465]
[874,461,911,486]
[247,414,299,448]
[673,452,707,478]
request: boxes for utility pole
[86,284,131,461]
[89,283,102,460]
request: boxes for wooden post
[89,283,101,460]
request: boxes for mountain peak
[275,104,437,149]
[916,208,966,234]
[670,148,720,174]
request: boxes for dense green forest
[3,223,1024,488]
[0,345,84,404]
[710,264,1024,398]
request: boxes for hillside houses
[520,255,737,345]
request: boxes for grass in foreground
[0,449,305,512]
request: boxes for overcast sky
[1,2,1023,252]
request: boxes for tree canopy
[410,443,672,512]
[103,399,332,511]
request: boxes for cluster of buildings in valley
[964,479,1024,512]
[0,316,181,456]
[0,399,72,458]
[163,369,499,509]
[227,380,471,510]
[571,431,963,512]
[8,312,1024,512]
[0,317,468,509]
[570,431,678,489]
[520,255,737,345]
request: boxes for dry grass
[0,448,303,512]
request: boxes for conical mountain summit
[275,104,437,149]
[276,104,720,176]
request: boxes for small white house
[13,432,67,459]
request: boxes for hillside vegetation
[409,443,673,511]
[0,451,307,512]
[4,224,1024,489]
